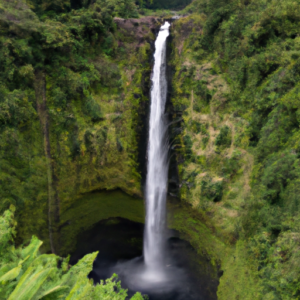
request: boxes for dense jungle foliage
[0,0,153,253]
[170,0,300,298]
[0,0,152,297]
[3,0,300,298]
[0,207,143,299]
[139,0,191,10]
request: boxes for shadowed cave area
[69,217,218,300]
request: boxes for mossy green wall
[168,15,265,299]
[0,4,160,252]
[169,1,300,295]
[59,190,145,256]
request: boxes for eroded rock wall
[6,16,162,252]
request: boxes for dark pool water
[70,218,218,300]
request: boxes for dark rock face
[113,17,162,189]
[166,30,181,198]
[114,17,162,46]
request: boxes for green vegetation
[167,200,226,267]
[139,0,191,10]
[215,126,231,149]
[170,0,300,298]
[0,0,156,296]
[0,207,143,300]
[0,0,155,253]
[3,0,300,298]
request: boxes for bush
[0,208,144,300]
[215,125,231,148]
[201,178,223,202]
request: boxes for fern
[0,208,144,300]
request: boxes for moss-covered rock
[169,0,300,297]
[0,1,160,252]
[58,190,145,256]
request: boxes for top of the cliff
[114,16,162,39]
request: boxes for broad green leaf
[62,252,98,285]
[0,255,29,282]
[0,265,21,283]
[8,267,54,300]
[0,263,18,278]
[63,253,98,300]
[21,236,43,262]
[38,285,69,299]
[65,280,90,300]
[130,292,144,300]
[30,254,58,269]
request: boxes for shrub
[215,125,231,148]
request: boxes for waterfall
[112,22,193,296]
[144,21,170,277]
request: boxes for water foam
[143,21,171,279]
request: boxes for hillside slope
[0,0,160,252]
[170,0,300,298]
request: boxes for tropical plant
[0,207,143,300]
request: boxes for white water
[143,21,171,280]
[106,23,194,296]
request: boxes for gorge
[66,21,218,300]
[2,0,300,299]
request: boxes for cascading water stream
[71,20,218,299]
[143,21,170,279]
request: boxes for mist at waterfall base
[69,23,218,299]
[116,22,204,299]
[99,22,199,299]
[115,21,182,297]
[70,216,218,300]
